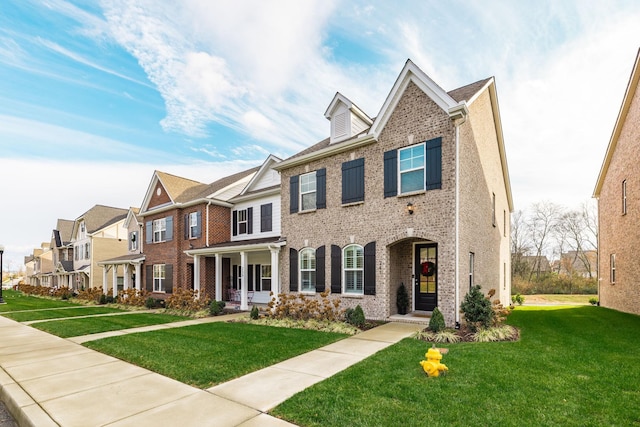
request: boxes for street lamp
[0,244,5,304]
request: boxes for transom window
[343,244,364,294]
[399,143,425,194]
[153,264,165,292]
[237,209,248,234]
[300,172,317,211]
[153,218,167,242]
[189,212,198,238]
[300,248,316,292]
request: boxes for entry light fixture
[406,202,415,215]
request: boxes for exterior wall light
[407,202,415,215]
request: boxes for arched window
[343,244,364,294]
[300,248,316,292]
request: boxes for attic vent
[333,111,348,139]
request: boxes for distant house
[593,48,640,316]
[558,250,596,278]
[274,60,513,326]
[27,243,53,287]
[50,219,75,288]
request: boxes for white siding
[231,194,281,241]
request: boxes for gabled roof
[157,171,208,204]
[52,219,74,247]
[124,207,141,229]
[72,205,128,238]
[232,155,282,200]
[324,92,373,124]
[594,48,640,197]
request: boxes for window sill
[342,201,364,208]
[342,293,364,298]
[397,190,425,198]
[298,209,317,215]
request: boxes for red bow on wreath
[421,261,436,277]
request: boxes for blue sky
[2,0,640,270]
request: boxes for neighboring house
[28,243,53,287]
[98,207,145,297]
[70,205,128,291]
[23,255,34,284]
[50,219,75,288]
[558,250,596,278]
[186,155,284,309]
[274,60,513,326]
[593,49,640,316]
[520,255,552,275]
[138,167,258,300]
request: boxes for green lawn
[272,306,640,427]
[0,289,80,311]
[84,322,347,388]
[3,306,126,322]
[32,313,188,338]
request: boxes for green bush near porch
[271,306,640,426]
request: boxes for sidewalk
[0,314,422,427]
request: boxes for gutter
[454,107,468,328]
[139,197,233,218]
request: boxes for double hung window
[300,248,316,292]
[399,144,425,194]
[300,172,317,211]
[343,244,364,294]
[153,218,167,242]
[153,264,165,292]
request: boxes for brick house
[70,205,128,291]
[186,155,284,310]
[274,60,513,326]
[138,168,258,300]
[593,49,640,316]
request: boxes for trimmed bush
[345,305,365,328]
[460,285,493,331]
[250,305,260,320]
[428,307,445,332]
[209,300,226,316]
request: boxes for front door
[414,243,437,311]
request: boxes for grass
[32,313,188,338]
[84,322,347,388]
[2,306,126,322]
[272,306,640,427]
[0,289,80,311]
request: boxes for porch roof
[97,254,146,266]
[185,237,285,256]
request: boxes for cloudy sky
[1,0,640,271]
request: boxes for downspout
[206,200,213,247]
[454,114,467,329]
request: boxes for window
[238,210,248,234]
[153,264,165,292]
[610,254,616,284]
[300,172,317,211]
[130,231,138,251]
[300,248,316,292]
[84,243,90,259]
[503,210,507,237]
[399,143,425,194]
[261,203,272,232]
[342,158,365,204]
[261,265,272,291]
[469,252,475,289]
[75,246,79,261]
[153,218,167,242]
[343,244,364,294]
[189,212,198,239]
[622,180,627,215]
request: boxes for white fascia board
[230,186,281,203]
[370,59,459,139]
[238,155,282,196]
[273,134,376,171]
[324,92,373,124]
[185,239,286,256]
[139,171,166,214]
[138,198,233,217]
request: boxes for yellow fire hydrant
[420,347,448,377]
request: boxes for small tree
[396,283,409,315]
[429,307,445,332]
[460,285,493,331]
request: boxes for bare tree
[527,201,563,281]
[511,210,531,278]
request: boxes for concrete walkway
[0,314,422,426]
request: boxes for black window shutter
[255,264,261,291]
[384,150,398,198]
[425,137,442,190]
[290,176,299,213]
[247,207,253,234]
[184,214,189,239]
[364,242,376,295]
[232,211,238,236]
[342,158,365,204]
[195,211,202,238]
[166,216,173,241]
[331,245,342,294]
[316,246,325,292]
[146,221,153,244]
[165,264,173,294]
[248,264,254,291]
[289,248,298,292]
[145,265,153,291]
[261,203,273,232]
[316,168,326,209]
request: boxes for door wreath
[421,261,436,277]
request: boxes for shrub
[118,289,150,307]
[266,291,344,321]
[416,329,461,343]
[428,307,446,332]
[472,325,519,342]
[460,285,493,331]
[77,287,103,303]
[345,305,366,328]
[250,305,260,320]
[511,293,525,305]
[98,294,107,305]
[145,297,157,309]
[165,288,210,312]
[396,283,409,314]
[105,295,116,304]
[589,297,598,306]
[209,300,226,316]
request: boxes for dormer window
[325,93,373,144]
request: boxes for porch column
[193,255,201,294]
[135,263,141,290]
[112,265,118,298]
[102,266,108,294]
[240,251,248,310]
[123,264,130,291]
[270,247,280,304]
[215,254,222,302]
